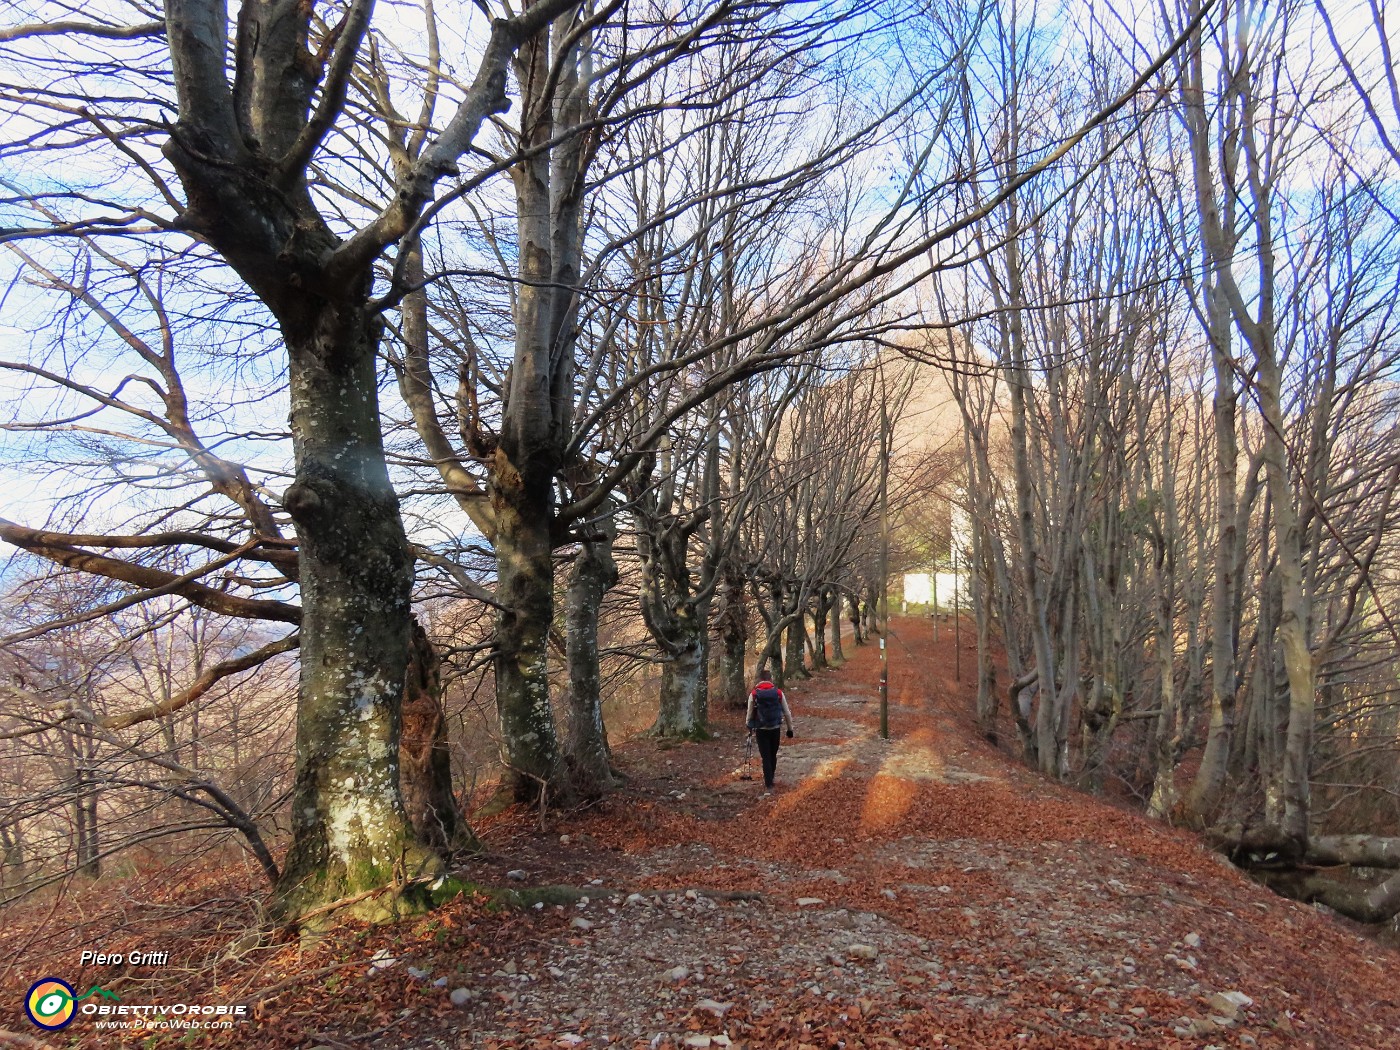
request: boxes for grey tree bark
[157,0,578,918]
[563,510,620,797]
[716,567,750,709]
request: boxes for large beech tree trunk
[277,302,441,920]
[656,609,711,738]
[1181,334,1240,825]
[492,467,564,801]
[716,569,749,708]
[635,425,723,739]
[148,0,581,924]
[72,728,100,878]
[488,10,592,802]
[1004,247,1061,777]
[564,519,619,797]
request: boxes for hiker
[745,679,795,793]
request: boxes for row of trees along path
[2,616,1395,1048]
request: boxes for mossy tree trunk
[492,465,564,801]
[155,0,580,924]
[655,605,712,738]
[635,419,725,739]
[276,296,441,921]
[564,512,620,797]
[489,7,594,804]
[716,567,750,708]
[637,501,716,738]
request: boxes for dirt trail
[446,617,1400,1049]
[6,617,1397,1049]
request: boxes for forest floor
[3,617,1399,1049]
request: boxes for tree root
[1252,866,1400,924]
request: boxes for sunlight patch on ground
[808,754,857,782]
[771,756,856,817]
[874,727,991,784]
[859,773,916,832]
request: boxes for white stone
[663,965,690,983]
[507,869,527,881]
[696,998,733,1017]
[846,944,879,962]
[367,949,397,974]
[796,897,825,907]
[682,1037,711,1049]
[571,917,594,931]
[449,988,472,1006]
[1184,932,1202,949]
[1203,991,1250,1022]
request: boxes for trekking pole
[740,730,755,780]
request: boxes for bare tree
[0,0,590,919]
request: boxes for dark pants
[754,727,781,787]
